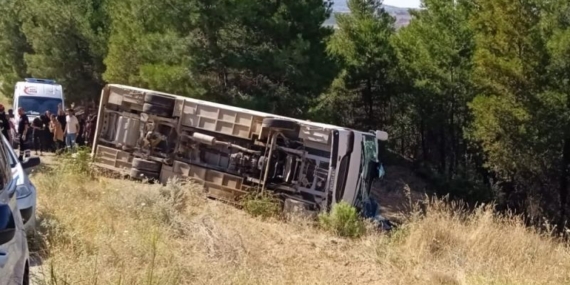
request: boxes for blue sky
[383,0,420,8]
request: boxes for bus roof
[105,84,356,132]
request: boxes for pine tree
[392,0,486,201]
[104,0,336,116]
[315,0,398,129]
[187,0,337,116]
[468,0,552,219]
[20,0,109,102]
[103,0,196,95]
[538,0,570,228]
[0,0,31,98]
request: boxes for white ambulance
[12,78,65,152]
[13,78,65,122]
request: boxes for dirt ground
[372,165,428,222]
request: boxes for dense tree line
[2,0,570,229]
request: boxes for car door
[0,139,26,285]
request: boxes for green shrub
[57,146,93,177]
[318,202,366,238]
[243,191,281,219]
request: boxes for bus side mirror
[378,164,385,179]
[375,130,388,141]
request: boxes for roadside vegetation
[26,156,570,285]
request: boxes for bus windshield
[17,96,62,116]
[355,134,382,206]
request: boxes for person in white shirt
[65,108,80,151]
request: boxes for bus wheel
[262,118,299,131]
[143,103,172,117]
[132,158,162,172]
[262,118,300,140]
[144,93,176,110]
[130,168,160,182]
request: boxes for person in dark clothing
[41,111,52,152]
[17,107,30,161]
[76,114,86,146]
[31,117,44,155]
[85,110,97,147]
[0,105,11,141]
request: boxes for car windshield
[17,96,62,116]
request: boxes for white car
[1,135,39,233]
[0,135,30,284]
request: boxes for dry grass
[28,156,570,285]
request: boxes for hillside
[325,3,413,28]
[27,154,570,285]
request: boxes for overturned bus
[91,84,389,220]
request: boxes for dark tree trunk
[365,78,373,130]
[559,129,570,231]
[558,91,570,232]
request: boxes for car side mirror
[375,130,388,141]
[21,157,40,170]
[378,164,385,179]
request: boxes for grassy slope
[28,155,570,285]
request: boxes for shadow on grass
[29,252,43,268]
[26,161,58,270]
[27,211,71,265]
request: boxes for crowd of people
[0,103,97,159]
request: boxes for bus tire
[130,168,160,181]
[144,93,176,109]
[262,118,300,140]
[262,118,299,132]
[132,158,161,172]
[142,103,172,117]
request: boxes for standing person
[41,111,53,152]
[17,107,30,161]
[31,117,44,156]
[76,112,86,147]
[85,107,97,147]
[49,115,64,154]
[65,108,79,152]
[0,105,11,141]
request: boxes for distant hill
[325,2,413,29]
